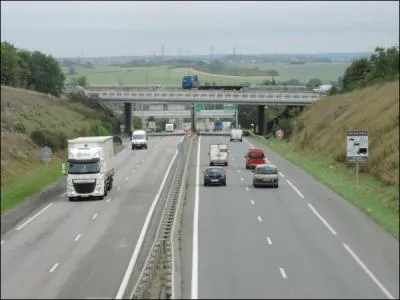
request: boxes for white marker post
[347,130,368,189]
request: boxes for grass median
[248,134,399,239]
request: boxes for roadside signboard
[276,129,284,139]
[347,130,368,162]
[41,146,53,166]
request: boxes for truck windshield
[133,134,145,139]
[68,161,101,174]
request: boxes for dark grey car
[203,167,227,186]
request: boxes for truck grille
[73,181,96,194]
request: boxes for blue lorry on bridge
[214,120,223,131]
[182,75,244,91]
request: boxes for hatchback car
[252,164,279,188]
[203,167,227,186]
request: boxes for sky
[1,1,399,57]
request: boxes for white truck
[209,144,229,166]
[66,136,115,201]
[165,123,174,132]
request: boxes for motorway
[180,135,399,299]
[1,136,183,299]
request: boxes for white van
[230,129,243,142]
[131,130,148,150]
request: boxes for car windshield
[256,166,276,174]
[133,134,145,139]
[68,161,101,174]
[206,168,222,174]
[248,152,264,158]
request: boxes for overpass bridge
[82,87,324,136]
[85,89,321,105]
[129,109,235,118]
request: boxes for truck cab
[131,130,148,150]
[245,147,266,169]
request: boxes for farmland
[64,62,349,85]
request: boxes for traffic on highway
[180,133,399,299]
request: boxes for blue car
[203,167,227,186]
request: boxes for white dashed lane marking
[91,213,98,220]
[266,237,272,245]
[49,263,60,273]
[279,268,287,279]
[74,234,82,242]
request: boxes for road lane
[245,135,399,298]
[1,136,182,299]
[196,136,289,299]
[182,135,398,299]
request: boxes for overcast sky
[1,1,399,57]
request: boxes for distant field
[65,62,349,85]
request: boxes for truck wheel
[224,162,228,166]
[68,197,75,201]
[131,146,135,150]
[108,180,113,191]
[104,184,108,197]
[144,145,148,149]
[240,139,243,142]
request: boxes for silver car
[252,163,279,188]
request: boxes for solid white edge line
[191,135,201,300]
[279,267,287,279]
[16,202,54,231]
[279,172,284,178]
[307,203,337,235]
[49,262,60,273]
[115,149,179,299]
[342,243,394,299]
[286,180,305,198]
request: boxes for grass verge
[1,160,63,214]
[1,143,124,215]
[249,134,399,239]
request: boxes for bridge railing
[86,89,322,104]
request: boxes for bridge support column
[124,102,132,136]
[257,105,265,135]
[191,104,196,132]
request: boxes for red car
[245,147,266,169]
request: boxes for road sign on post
[347,130,368,162]
[347,130,368,189]
[41,146,53,167]
[195,104,202,112]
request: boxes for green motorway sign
[195,104,202,112]
[224,104,237,110]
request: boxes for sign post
[41,146,53,169]
[346,130,368,189]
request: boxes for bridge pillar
[191,104,196,132]
[257,105,265,135]
[123,102,132,136]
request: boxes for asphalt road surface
[180,135,399,299]
[1,135,183,299]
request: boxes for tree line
[1,41,65,96]
[340,46,399,93]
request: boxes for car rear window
[206,168,222,174]
[256,166,276,174]
[248,152,264,158]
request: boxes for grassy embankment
[65,62,348,85]
[249,81,399,238]
[1,86,122,213]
